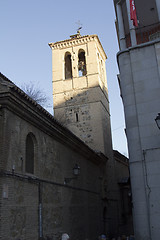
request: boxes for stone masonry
[0,73,106,240]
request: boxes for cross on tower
[75,20,82,34]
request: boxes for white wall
[117,41,160,240]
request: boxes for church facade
[0,33,132,240]
[0,72,106,240]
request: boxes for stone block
[63,79,73,91]
[53,93,65,108]
[53,81,63,94]
[87,75,99,88]
[73,77,87,89]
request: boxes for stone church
[0,32,132,240]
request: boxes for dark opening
[65,52,72,79]
[78,50,87,77]
[76,113,79,122]
[25,134,35,174]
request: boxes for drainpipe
[126,0,137,46]
[38,182,43,239]
[116,2,127,50]
[155,0,160,20]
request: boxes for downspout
[38,182,43,239]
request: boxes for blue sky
[0,0,128,156]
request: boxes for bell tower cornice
[48,34,107,59]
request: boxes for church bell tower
[49,32,113,158]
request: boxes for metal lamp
[73,164,80,176]
[64,164,80,184]
[155,113,160,129]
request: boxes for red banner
[130,0,138,27]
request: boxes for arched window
[78,50,87,77]
[65,52,72,79]
[25,133,35,174]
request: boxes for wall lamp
[64,164,80,184]
[155,113,160,129]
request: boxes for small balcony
[114,0,160,50]
[126,22,160,48]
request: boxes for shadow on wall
[53,81,110,150]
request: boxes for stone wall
[0,76,105,240]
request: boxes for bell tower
[49,33,113,158]
[49,32,119,237]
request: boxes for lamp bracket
[64,177,77,185]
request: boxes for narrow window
[78,50,87,77]
[65,52,72,79]
[25,133,35,174]
[76,113,79,122]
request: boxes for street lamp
[155,113,160,129]
[64,164,80,184]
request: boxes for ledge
[117,38,160,60]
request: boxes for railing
[125,22,160,48]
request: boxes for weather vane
[76,20,82,34]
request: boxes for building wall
[0,79,105,240]
[114,151,133,237]
[117,40,160,240]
